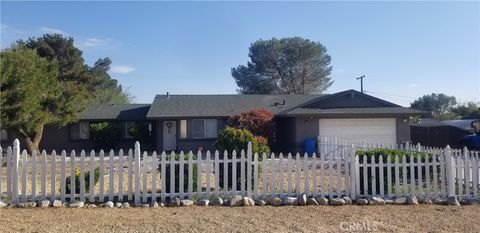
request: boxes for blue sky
[1,1,479,106]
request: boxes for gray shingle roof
[78,104,151,120]
[146,94,323,118]
[277,107,427,116]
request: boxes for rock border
[0,195,475,209]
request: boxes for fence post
[134,141,141,205]
[445,145,455,197]
[12,139,20,204]
[349,144,357,199]
[247,142,252,198]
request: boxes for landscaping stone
[447,196,460,206]
[197,199,209,206]
[0,202,7,208]
[69,201,84,208]
[115,202,122,208]
[369,197,385,205]
[307,198,319,206]
[270,197,283,206]
[16,203,26,208]
[384,198,394,205]
[407,196,419,205]
[212,197,223,206]
[256,199,267,206]
[424,198,433,205]
[121,203,130,208]
[356,198,369,205]
[180,199,193,206]
[283,197,298,206]
[343,197,353,205]
[105,201,114,208]
[87,204,98,208]
[170,197,181,207]
[38,200,50,208]
[299,193,307,206]
[330,198,346,206]
[230,195,244,207]
[432,197,447,205]
[141,204,150,208]
[316,197,329,205]
[243,197,255,206]
[394,197,407,205]
[52,200,63,208]
[463,198,477,206]
[25,202,37,208]
[150,202,159,208]
[222,199,230,206]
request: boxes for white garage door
[319,118,397,145]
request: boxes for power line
[364,91,416,100]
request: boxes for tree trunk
[17,124,44,154]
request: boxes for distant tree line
[410,93,480,120]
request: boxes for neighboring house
[3,89,426,153]
[410,118,477,149]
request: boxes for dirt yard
[1,205,479,233]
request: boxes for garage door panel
[319,118,396,145]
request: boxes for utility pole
[356,75,365,93]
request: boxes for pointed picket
[89,150,95,203]
[214,151,220,199]
[31,150,37,202]
[222,151,228,199]
[320,152,325,197]
[270,153,276,197]
[379,155,384,197]
[409,154,415,194]
[418,155,424,197]
[206,150,212,198]
[143,151,149,203]
[128,149,133,201]
[247,147,252,198]
[253,152,259,199]
[197,150,203,198]
[362,155,368,197]
[188,151,193,200]
[40,150,46,200]
[295,153,301,197]
[80,150,86,202]
[304,153,310,196]
[371,155,376,196]
[456,156,463,200]
[287,153,292,197]
[178,151,184,200]
[231,150,237,196]
[134,142,140,205]
[118,149,124,202]
[328,152,334,199]
[152,151,158,202]
[261,152,267,197]
[402,155,407,195]
[278,153,284,198]
[386,155,392,198]
[69,150,76,202]
[50,150,57,202]
[160,151,167,202]
[21,150,27,203]
[99,150,105,203]
[240,150,245,197]
[60,150,66,202]
[6,147,12,200]
[335,153,341,197]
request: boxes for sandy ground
[1,205,479,233]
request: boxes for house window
[0,129,8,141]
[125,121,137,138]
[192,119,217,138]
[180,120,187,139]
[71,121,90,140]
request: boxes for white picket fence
[1,138,479,204]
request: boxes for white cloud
[83,38,114,47]
[111,65,135,74]
[408,83,419,87]
[39,26,68,36]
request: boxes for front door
[163,121,177,151]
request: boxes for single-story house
[2,89,426,153]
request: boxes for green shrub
[355,148,436,195]
[65,167,100,194]
[89,122,122,150]
[215,127,268,190]
[158,153,198,194]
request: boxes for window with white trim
[125,121,137,138]
[192,119,217,138]
[71,121,90,140]
[180,120,187,139]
